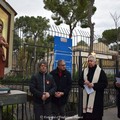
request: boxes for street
[66,107,119,120]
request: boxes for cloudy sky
[7,0,120,36]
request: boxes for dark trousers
[81,114,102,120]
[117,106,120,118]
[117,94,120,118]
[34,102,51,120]
[52,103,65,120]
[82,118,102,120]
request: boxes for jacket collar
[55,67,66,75]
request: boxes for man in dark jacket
[79,55,108,120]
[114,72,120,118]
[30,60,56,120]
[50,60,72,120]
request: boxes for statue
[0,19,9,79]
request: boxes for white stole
[83,65,101,113]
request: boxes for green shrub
[2,105,16,120]
[106,74,115,81]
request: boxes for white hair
[88,55,96,62]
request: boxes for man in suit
[50,60,72,120]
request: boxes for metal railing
[0,80,117,120]
[2,25,117,119]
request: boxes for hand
[4,43,9,48]
[59,92,64,96]
[55,92,64,98]
[84,80,90,86]
[115,82,120,88]
[55,92,61,98]
[0,36,8,47]
[41,92,50,101]
[42,94,46,101]
[84,80,94,88]
[44,92,50,98]
[87,83,94,88]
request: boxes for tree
[99,12,120,48]
[81,0,96,54]
[43,0,94,38]
[14,16,50,41]
[43,0,96,54]
[13,31,21,51]
[14,16,50,57]
[88,0,95,54]
[110,12,120,52]
[98,28,118,45]
[110,12,120,75]
[14,16,51,73]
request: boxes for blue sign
[54,36,72,73]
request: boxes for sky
[6,0,120,36]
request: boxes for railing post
[99,59,102,68]
[78,50,83,119]
[116,56,119,75]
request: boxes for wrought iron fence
[1,25,118,119]
[12,25,119,77]
[0,81,117,120]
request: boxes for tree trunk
[88,0,95,55]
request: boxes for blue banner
[54,36,72,73]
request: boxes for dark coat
[114,72,120,107]
[79,65,108,118]
[50,68,72,105]
[29,72,56,104]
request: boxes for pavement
[66,107,120,120]
[103,107,119,120]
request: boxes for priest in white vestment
[79,55,108,120]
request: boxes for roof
[2,0,17,16]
